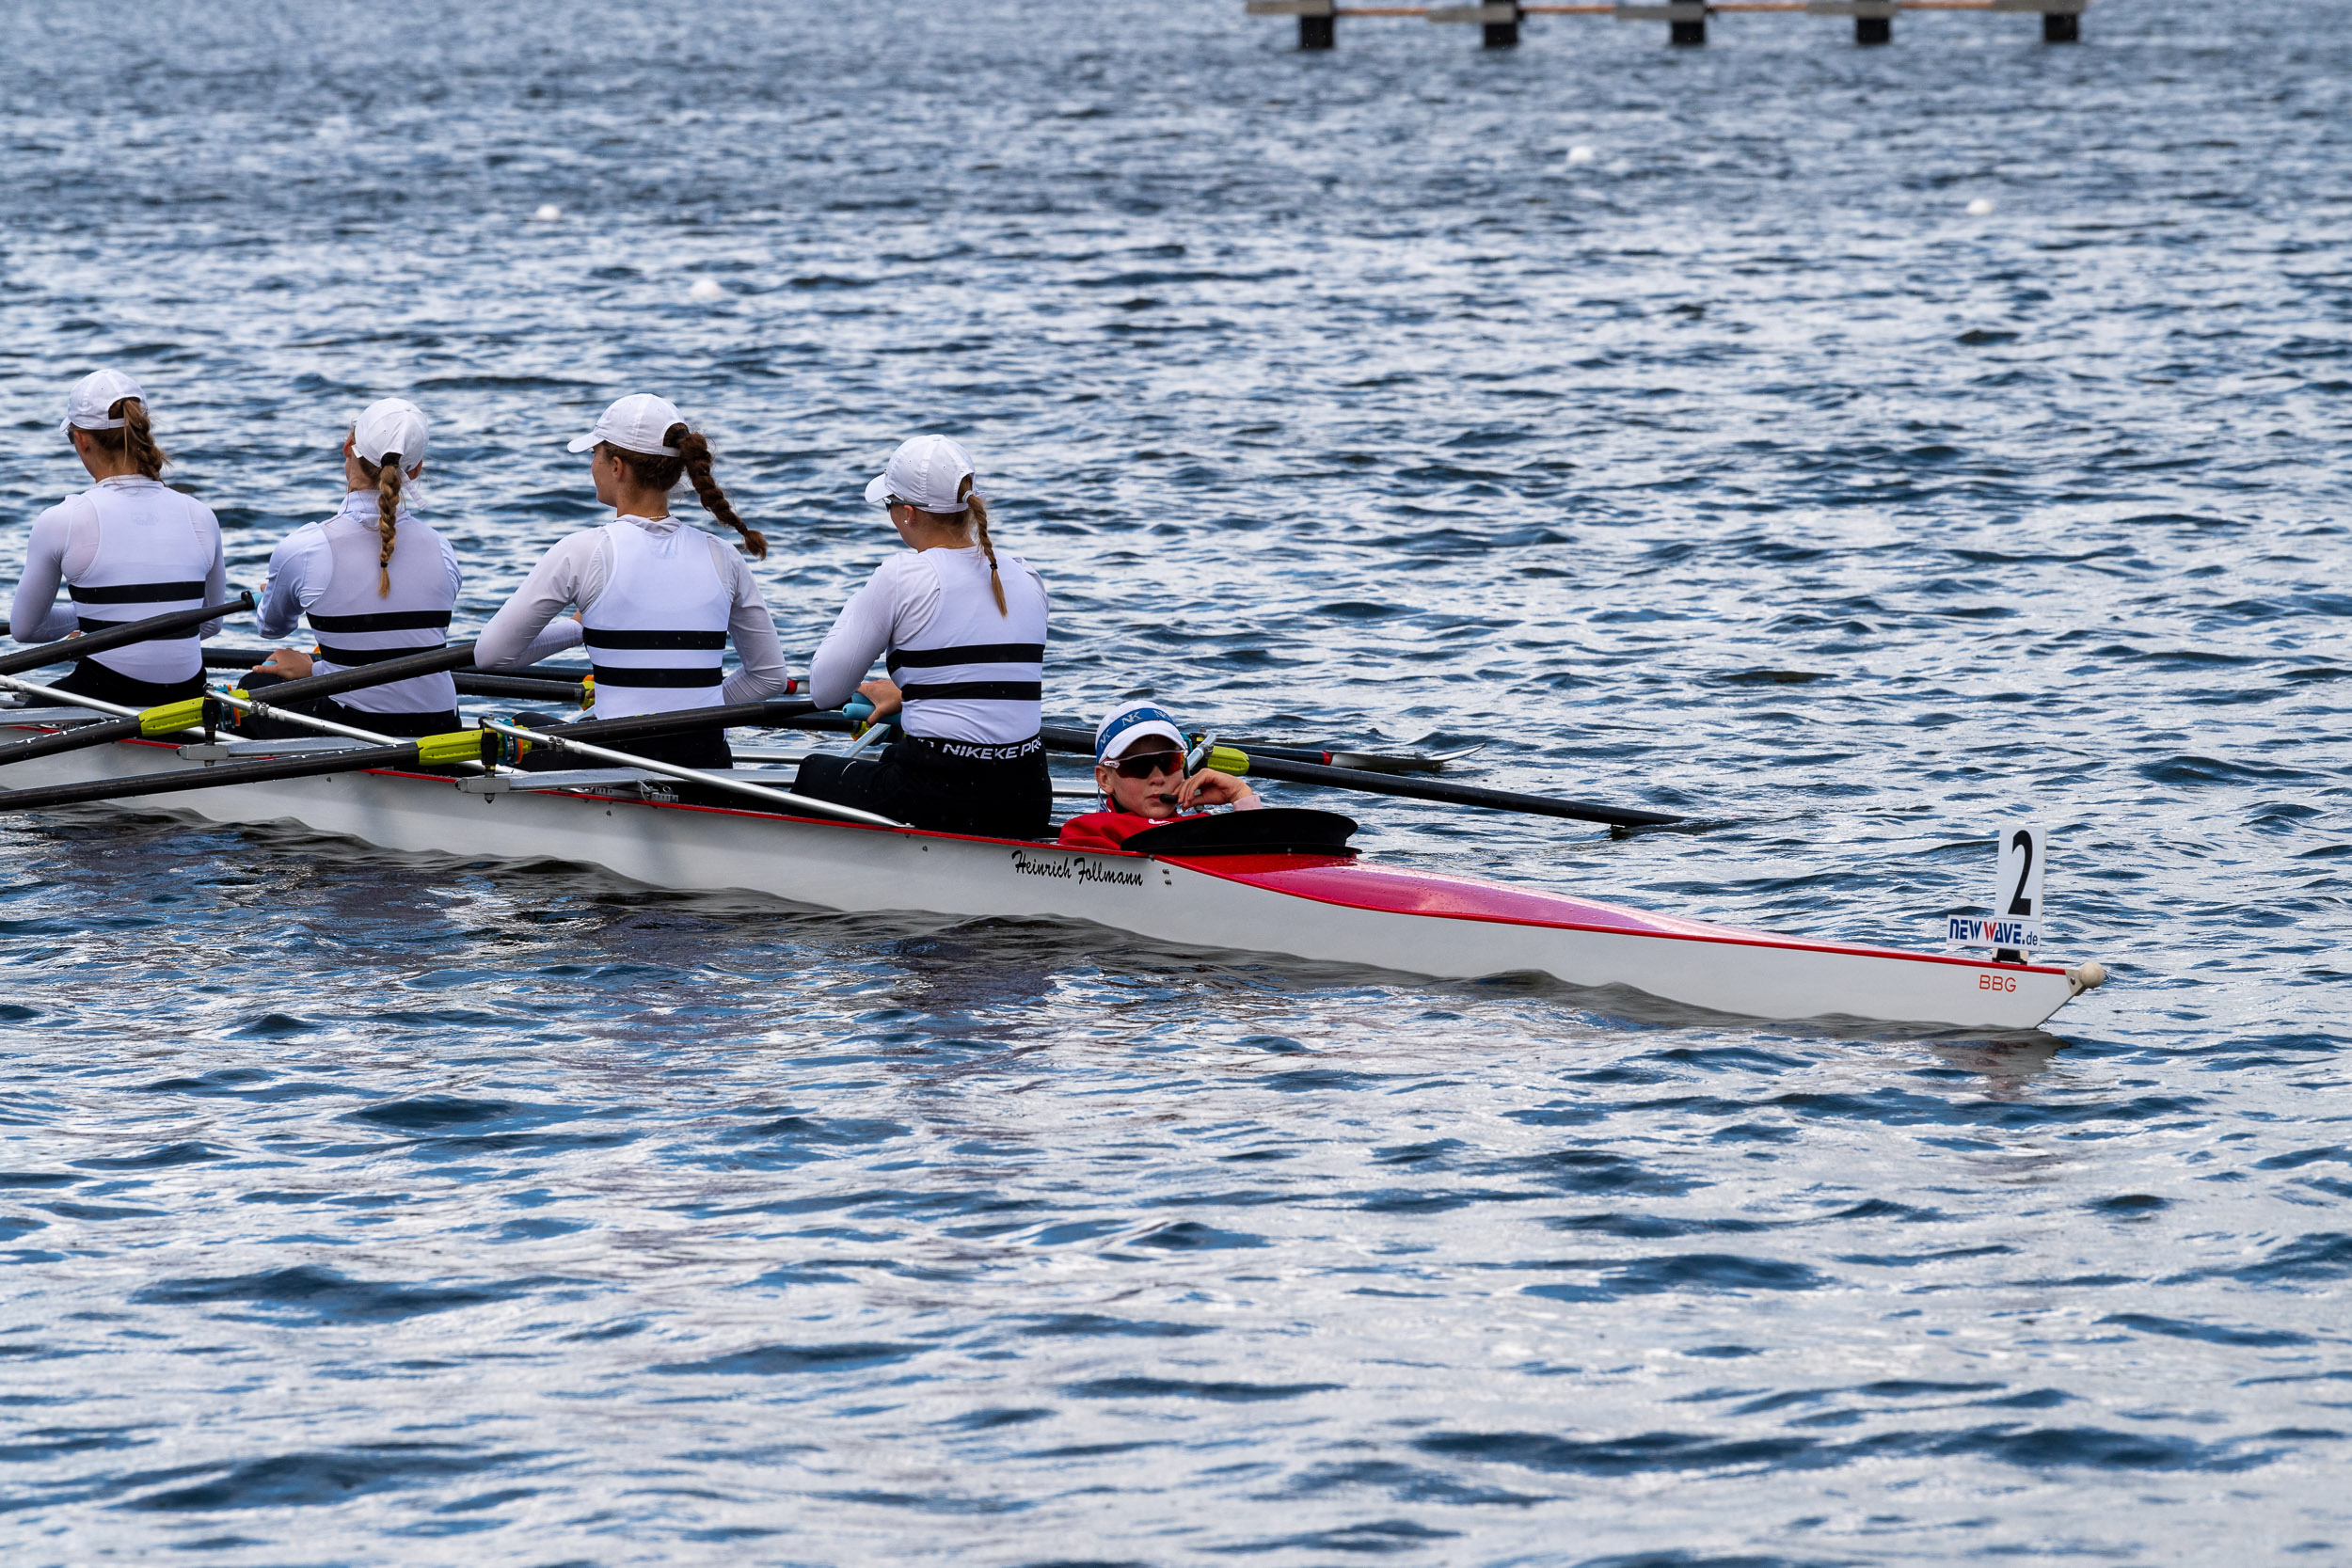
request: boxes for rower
[8,371,229,708]
[1057,702,1260,850]
[793,436,1052,838]
[474,393,790,769]
[241,399,464,738]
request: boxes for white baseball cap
[60,369,146,436]
[864,434,977,514]
[567,393,683,457]
[354,398,429,473]
[1094,702,1185,766]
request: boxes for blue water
[3,0,2349,1560]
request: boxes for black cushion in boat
[1120,807,1358,858]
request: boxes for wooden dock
[1245,0,2088,49]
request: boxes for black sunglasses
[1110,749,1186,781]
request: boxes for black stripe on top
[887,642,1045,673]
[316,642,444,668]
[898,680,1043,704]
[69,580,206,605]
[308,610,453,633]
[583,629,729,651]
[590,665,726,689]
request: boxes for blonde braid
[960,475,1006,615]
[369,455,404,596]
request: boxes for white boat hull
[0,731,2091,1031]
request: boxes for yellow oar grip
[415,730,491,766]
[138,698,210,736]
[1205,745,1250,776]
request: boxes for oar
[475,718,900,827]
[199,647,588,705]
[0,641,486,769]
[0,729,491,816]
[1032,723,1682,830]
[0,594,254,681]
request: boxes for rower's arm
[807,560,916,709]
[8,507,78,645]
[477,531,599,671]
[719,546,791,703]
[252,527,320,641]
[197,508,229,639]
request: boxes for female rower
[474,393,789,768]
[794,435,1051,838]
[9,371,228,707]
[244,399,463,737]
[1057,702,1259,850]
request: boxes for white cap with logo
[864,434,977,515]
[566,393,683,457]
[1093,702,1186,766]
[60,369,147,436]
[354,398,429,474]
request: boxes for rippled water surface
[2,0,2348,1560]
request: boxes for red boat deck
[1171,853,2064,974]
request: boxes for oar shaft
[1227,754,1682,828]
[1032,722,1678,829]
[0,640,488,772]
[0,716,144,766]
[0,594,253,679]
[0,740,423,815]
[200,648,587,704]
[479,719,900,827]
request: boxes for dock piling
[1255,0,2085,51]
[1246,0,1338,49]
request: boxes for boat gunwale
[45,735,2074,983]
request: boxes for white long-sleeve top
[809,545,1049,744]
[473,515,790,704]
[9,476,229,683]
[254,491,466,714]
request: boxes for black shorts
[20,659,204,711]
[793,732,1050,839]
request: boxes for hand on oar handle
[251,648,313,680]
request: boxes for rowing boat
[0,714,2104,1030]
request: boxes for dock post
[1428,2,1519,43]
[1856,13,1890,43]
[1247,0,1338,48]
[1671,15,1706,44]
[2042,8,2078,41]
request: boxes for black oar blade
[0,593,253,680]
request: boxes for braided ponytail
[88,397,168,479]
[959,474,1007,615]
[663,423,767,559]
[358,453,404,596]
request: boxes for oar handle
[240,640,484,705]
[0,593,253,679]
